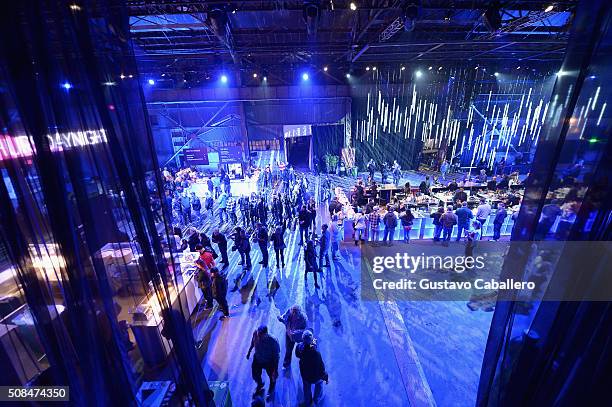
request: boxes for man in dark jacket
[452,187,468,206]
[246,325,280,401]
[296,330,328,406]
[210,267,229,320]
[492,203,507,241]
[270,226,286,268]
[455,202,474,241]
[211,229,229,267]
[319,224,331,267]
[298,205,310,245]
[256,223,269,268]
[382,207,398,246]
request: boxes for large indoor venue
[0,1,610,406]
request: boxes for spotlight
[475,66,479,70]
[69,4,81,11]
[323,66,328,72]
[128,74,133,78]
[516,66,521,70]
[263,76,268,81]
[372,66,377,71]
[589,75,596,79]
[253,73,258,78]
[349,2,357,11]
[544,5,554,12]
[401,66,406,71]
[147,79,155,85]
[221,74,228,83]
[494,72,500,77]
[103,81,116,86]
[428,66,432,70]
[61,82,72,90]
[415,70,422,78]
[120,74,126,79]
[557,70,565,77]
[345,73,351,78]
[302,72,310,81]
[438,66,442,70]
[161,73,166,77]
[366,66,370,71]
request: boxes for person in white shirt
[475,198,492,239]
[353,210,366,245]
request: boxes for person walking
[329,215,343,261]
[227,194,238,225]
[431,206,444,242]
[455,202,474,241]
[368,207,381,243]
[195,247,215,309]
[180,192,192,225]
[256,222,269,268]
[400,206,415,243]
[270,225,286,268]
[382,206,398,246]
[246,325,280,401]
[211,229,229,267]
[278,305,308,369]
[319,224,331,268]
[441,206,458,242]
[210,267,229,320]
[304,240,320,289]
[475,198,492,238]
[204,192,214,219]
[296,330,328,406]
[492,203,507,241]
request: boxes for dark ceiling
[127,0,578,85]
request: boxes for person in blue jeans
[382,206,398,246]
[455,202,474,241]
[492,203,508,241]
[430,206,444,242]
[440,206,458,242]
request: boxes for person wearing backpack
[278,305,308,369]
[296,330,328,406]
[382,206,398,246]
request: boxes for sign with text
[184,147,209,165]
[0,129,108,161]
[283,124,312,138]
[219,146,243,163]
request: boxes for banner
[219,146,243,163]
[283,124,312,138]
[183,147,209,165]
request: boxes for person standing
[382,206,398,246]
[180,192,192,225]
[210,267,229,320]
[246,325,280,401]
[296,330,328,407]
[475,199,492,238]
[218,191,229,223]
[195,248,215,308]
[430,206,444,242]
[319,224,331,268]
[440,159,449,180]
[256,223,269,268]
[239,229,253,270]
[353,209,366,245]
[455,202,474,241]
[204,192,214,218]
[492,203,507,241]
[227,194,238,225]
[400,206,415,243]
[211,229,229,267]
[190,192,201,223]
[441,206,458,242]
[304,240,320,289]
[270,225,286,268]
[298,205,310,245]
[367,159,376,180]
[452,187,468,206]
[368,207,381,243]
[239,195,250,226]
[329,215,343,260]
[392,160,402,186]
[278,305,308,369]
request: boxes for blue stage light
[61,82,72,90]
[221,74,228,83]
[302,73,309,81]
[147,79,155,85]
